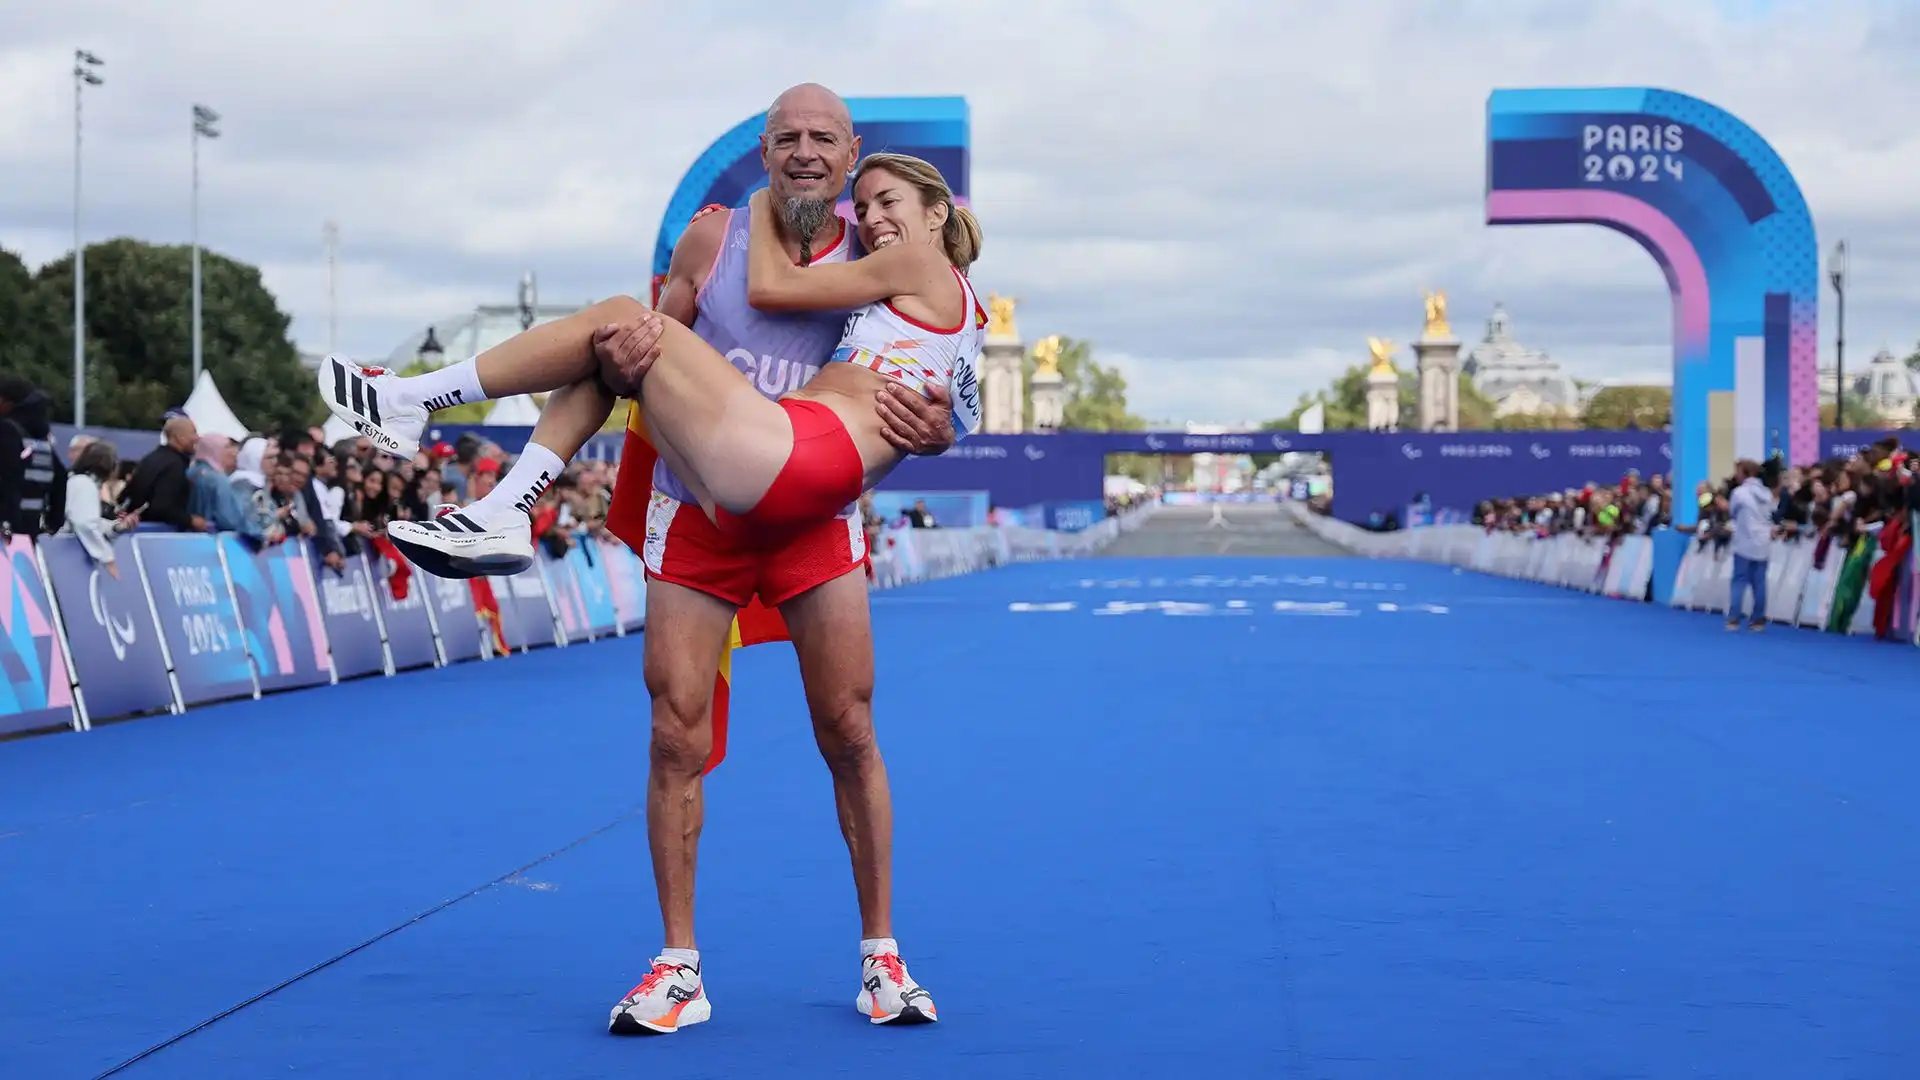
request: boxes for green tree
[0,248,59,382]
[1900,341,1920,373]
[1581,385,1671,429]
[28,239,314,431]
[1272,364,1499,433]
[1823,391,1887,429]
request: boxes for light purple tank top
[652,208,854,505]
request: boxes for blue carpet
[3,557,1918,1078]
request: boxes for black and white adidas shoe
[319,356,428,458]
[387,509,535,578]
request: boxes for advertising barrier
[315,553,391,681]
[1286,504,1912,644]
[375,563,438,674]
[135,534,258,708]
[221,535,333,694]
[1,507,1143,740]
[0,536,73,734]
[38,535,173,729]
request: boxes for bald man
[599,81,942,1035]
[121,416,206,533]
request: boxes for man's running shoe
[318,356,427,458]
[609,956,710,1035]
[387,509,534,578]
[857,950,937,1025]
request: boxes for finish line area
[5,548,1915,1077]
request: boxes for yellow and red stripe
[607,403,790,776]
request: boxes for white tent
[483,394,543,426]
[182,370,251,442]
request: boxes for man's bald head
[163,416,198,451]
[766,83,851,136]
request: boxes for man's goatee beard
[780,196,836,265]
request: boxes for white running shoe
[609,956,710,1035]
[387,509,534,578]
[318,356,428,458]
[857,949,937,1025]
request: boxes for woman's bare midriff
[784,364,909,490]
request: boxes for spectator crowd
[1462,435,1920,637]
[0,376,618,587]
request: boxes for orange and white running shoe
[608,956,710,1035]
[856,948,937,1025]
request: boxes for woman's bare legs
[610,315,792,516]
[369,296,649,438]
[437,377,625,527]
[473,297,649,397]
[526,379,619,461]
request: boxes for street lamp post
[1828,240,1848,430]
[72,49,103,427]
[191,104,221,385]
[417,327,444,369]
[517,271,538,331]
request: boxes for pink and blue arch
[650,95,970,303]
[1486,87,1818,527]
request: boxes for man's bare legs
[640,578,738,949]
[779,565,934,1021]
[780,567,891,939]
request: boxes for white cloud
[0,0,1915,425]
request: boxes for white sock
[861,937,899,959]
[660,946,700,970]
[467,442,565,525]
[399,358,487,414]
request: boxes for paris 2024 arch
[1485,87,1819,536]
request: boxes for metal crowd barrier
[1283,504,1906,639]
[0,508,1157,739]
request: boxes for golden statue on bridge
[1422,288,1451,338]
[1032,334,1063,376]
[986,294,1018,338]
[1367,336,1397,374]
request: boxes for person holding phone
[61,440,142,576]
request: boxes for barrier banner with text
[425,575,485,664]
[545,550,593,643]
[378,568,439,672]
[39,535,173,725]
[0,535,73,733]
[136,534,256,706]
[315,554,388,680]
[494,570,557,651]
[601,540,646,632]
[220,535,331,694]
[565,544,620,639]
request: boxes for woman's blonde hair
[854,152,981,270]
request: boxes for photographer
[1725,459,1776,632]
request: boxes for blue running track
[4,556,1918,1078]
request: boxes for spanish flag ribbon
[606,402,791,776]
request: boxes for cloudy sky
[3,0,1918,426]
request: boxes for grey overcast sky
[2,0,1917,425]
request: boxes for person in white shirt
[1727,459,1778,631]
[60,440,141,576]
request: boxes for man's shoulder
[677,208,732,253]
